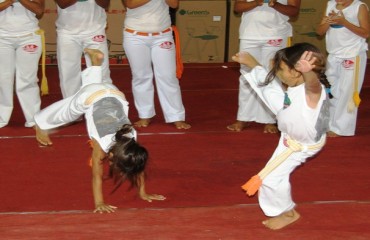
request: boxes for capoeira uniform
[56,0,112,98]
[34,66,135,152]
[325,0,368,136]
[123,0,186,123]
[242,66,329,216]
[0,1,42,128]
[236,0,292,124]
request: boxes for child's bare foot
[227,121,248,132]
[327,131,340,138]
[35,125,53,146]
[262,209,300,230]
[174,121,191,129]
[134,118,151,127]
[263,124,279,134]
[84,48,104,66]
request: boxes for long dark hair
[108,124,147,193]
[265,42,333,98]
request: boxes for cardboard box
[227,0,241,62]
[176,0,227,63]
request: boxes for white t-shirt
[239,0,292,40]
[325,0,369,57]
[0,1,39,36]
[124,0,171,32]
[56,0,107,35]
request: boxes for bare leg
[227,120,248,132]
[174,121,191,129]
[35,125,53,146]
[134,118,151,128]
[263,124,279,134]
[84,48,104,66]
[327,131,340,138]
[262,209,300,230]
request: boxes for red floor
[0,64,369,239]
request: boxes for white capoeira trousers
[237,38,289,124]
[0,33,42,128]
[123,30,185,123]
[57,29,112,98]
[327,52,367,136]
[258,134,324,217]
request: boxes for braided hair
[108,124,147,193]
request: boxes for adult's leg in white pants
[82,31,112,84]
[57,33,83,98]
[151,33,185,122]
[123,33,156,119]
[16,33,42,127]
[0,37,16,128]
[237,39,275,123]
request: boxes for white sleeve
[241,66,284,115]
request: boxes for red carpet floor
[0,64,369,239]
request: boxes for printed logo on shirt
[342,59,355,70]
[23,44,38,53]
[267,39,283,47]
[160,41,173,49]
[92,35,105,43]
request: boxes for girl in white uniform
[55,0,112,98]
[317,0,369,137]
[0,0,44,128]
[228,0,301,133]
[34,49,165,213]
[233,43,330,230]
[122,0,190,129]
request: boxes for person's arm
[296,51,322,108]
[268,0,300,18]
[91,138,117,213]
[0,0,14,11]
[122,0,150,9]
[95,0,110,9]
[165,0,178,9]
[137,172,166,202]
[329,5,370,39]
[316,11,331,36]
[55,0,76,9]
[234,0,263,14]
[19,0,45,19]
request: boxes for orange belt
[124,27,172,36]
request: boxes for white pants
[327,52,367,136]
[0,32,42,128]
[236,38,288,123]
[123,30,186,123]
[259,134,324,217]
[57,29,112,98]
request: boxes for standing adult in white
[228,0,301,133]
[0,0,45,128]
[122,0,190,129]
[55,0,112,98]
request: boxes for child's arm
[331,5,370,39]
[268,0,300,18]
[316,13,331,36]
[165,0,178,9]
[55,0,76,9]
[234,0,263,14]
[137,172,166,202]
[122,0,150,9]
[19,0,45,19]
[95,0,110,10]
[91,138,117,213]
[295,51,322,108]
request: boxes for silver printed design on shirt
[92,97,131,138]
[314,99,330,141]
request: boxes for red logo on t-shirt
[160,41,173,49]
[267,39,283,47]
[23,44,38,53]
[342,59,354,69]
[93,35,105,42]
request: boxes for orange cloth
[172,25,184,79]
